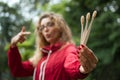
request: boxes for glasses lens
[39,22,55,32]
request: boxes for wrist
[11,39,17,48]
[10,42,17,48]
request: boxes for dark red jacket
[8,43,88,80]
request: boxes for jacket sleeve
[64,45,88,79]
[7,45,34,77]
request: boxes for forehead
[41,17,51,25]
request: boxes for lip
[45,34,51,38]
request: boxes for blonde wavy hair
[29,12,74,67]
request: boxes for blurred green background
[0,0,120,80]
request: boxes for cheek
[41,32,45,37]
[52,29,61,38]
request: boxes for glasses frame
[39,21,55,32]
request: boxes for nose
[44,27,49,32]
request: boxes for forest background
[0,0,120,80]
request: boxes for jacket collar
[41,42,64,56]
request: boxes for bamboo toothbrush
[80,10,97,45]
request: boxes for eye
[47,22,54,27]
[39,25,45,31]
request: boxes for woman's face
[40,17,61,44]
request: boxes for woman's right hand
[78,45,98,74]
[11,26,31,47]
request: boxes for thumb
[21,26,26,32]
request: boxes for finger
[84,50,98,66]
[85,48,98,64]
[79,54,91,71]
[19,34,26,40]
[77,46,82,53]
[79,45,98,73]
[19,37,26,43]
[79,54,88,65]
[22,32,31,35]
[91,63,97,69]
[81,45,98,64]
[18,32,30,43]
[80,64,89,73]
[19,39,24,43]
[80,66,86,74]
[80,66,89,74]
[79,47,97,70]
[81,49,95,64]
[21,26,26,32]
[80,52,96,72]
[80,52,96,73]
[21,36,26,40]
[80,48,93,64]
[80,62,94,73]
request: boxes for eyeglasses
[39,22,55,32]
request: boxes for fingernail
[77,49,80,53]
[77,46,81,50]
[81,44,84,48]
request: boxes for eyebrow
[41,21,53,26]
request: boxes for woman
[8,12,98,80]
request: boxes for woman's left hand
[78,45,98,74]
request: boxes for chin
[46,39,52,43]
[47,40,55,44]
